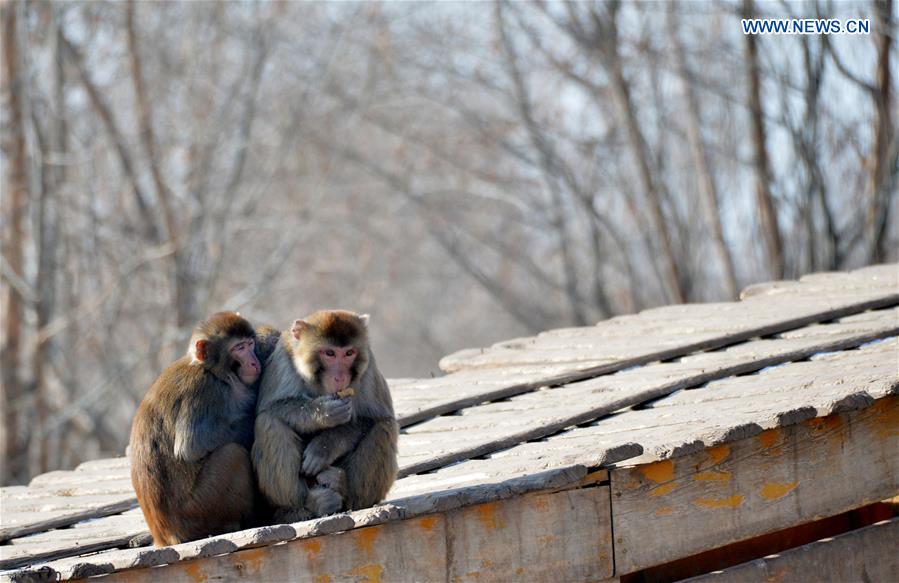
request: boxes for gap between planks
[396,324,899,478]
[397,294,899,427]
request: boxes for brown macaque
[252,310,399,522]
[129,312,262,546]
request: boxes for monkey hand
[301,439,334,476]
[311,396,352,428]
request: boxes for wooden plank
[0,457,136,543]
[394,364,601,427]
[576,337,899,463]
[611,398,899,574]
[446,487,614,582]
[5,476,614,583]
[439,264,898,372]
[685,518,899,583]
[93,515,449,583]
[396,313,898,476]
[0,498,137,544]
[0,510,148,570]
[419,292,898,420]
[1,466,591,581]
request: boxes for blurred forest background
[1,0,895,486]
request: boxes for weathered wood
[397,314,898,476]
[394,364,602,427]
[445,487,614,582]
[421,293,898,419]
[0,498,137,544]
[685,518,899,583]
[91,515,449,583]
[6,479,614,583]
[1,466,591,581]
[0,457,136,543]
[611,398,899,574]
[440,265,898,372]
[0,510,148,570]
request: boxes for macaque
[130,312,262,546]
[252,310,399,522]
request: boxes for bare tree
[1,1,28,482]
[868,0,895,262]
[743,0,785,280]
[668,4,739,297]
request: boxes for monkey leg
[178,443,255,542]
[252,412,310,512]
[336,419,398,510]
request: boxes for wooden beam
[684,518,899,582]
[611,397,899,574]
[99,515,449,583]
[94,486,613,583]
[446,487,613,582]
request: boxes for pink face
[228,338,260,385]
[319,346,357,394]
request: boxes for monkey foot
[305,486,343,517]
[272,507,313,524]
[316,466,347,494]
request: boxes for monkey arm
[263,396,352,435]
[301,421,368,476]
[174,403,233,463]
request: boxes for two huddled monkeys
[129,310,398,545]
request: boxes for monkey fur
[130,312,261,546]
[252,310,399,522]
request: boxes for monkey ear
[291,319,312,341]
[358,314,370,327]
[195,339,209,362]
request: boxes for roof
[1,263,897,580]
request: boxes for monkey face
[317,345,357,394]
[228,337,261,385]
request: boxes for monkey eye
[346,349,355,357]
[324,349,336,357]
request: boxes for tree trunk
[1,3,28,484]
[743,0,785,279]
[868,0,895,262]
[668,6,739,298]
[593,5,687,303]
